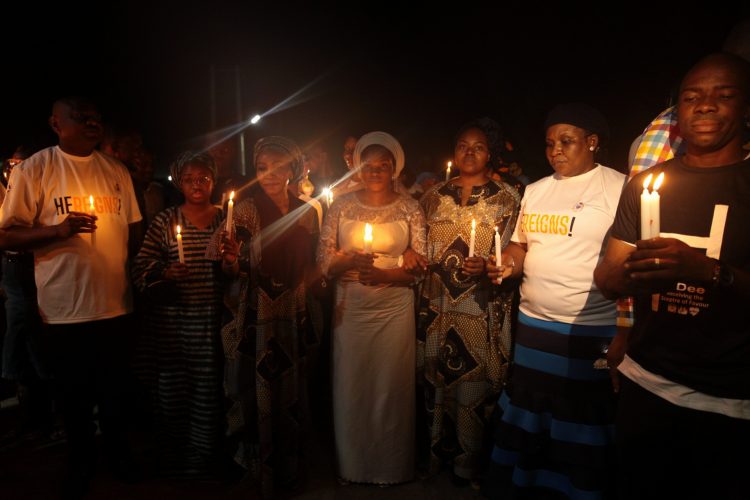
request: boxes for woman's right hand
[164,262,190,281]
[220,231,241,266]
[401,247,428,273]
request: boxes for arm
[0,211,97,251]
[316,200,356,278]
[593,237,637,299]
[627,236,750,301]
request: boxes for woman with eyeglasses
[404,119,520,487]
[207,136,320,498]
[132,151,225,476]
[317,131,426,486]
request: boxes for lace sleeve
[316,199,341,278]
[407,198,427,257]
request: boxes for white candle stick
[651,172,664,237]
[468,218,476,257]
[363,223,373,254]
[88,195,96,248]
[446,161,452,182]
[640,173,653,239]
[494,226,502,284]
[640,172,664,239]
[176,225,185,264]
[226,191,235,237]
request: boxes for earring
[589,146,595,152]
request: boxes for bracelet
[711,260,721,287]
[712,260,735,288]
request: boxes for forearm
[327,254,353,278]
[505,242,527,279]
[0,225,63,251]
[378,266,418,285]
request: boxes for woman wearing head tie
[317,131,426,486]
[207,136,320,498]
[133,150,225,476]
[405,118,520,486]
[484,103,627,499]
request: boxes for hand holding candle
[176,224,185,264]
[468,218,476,257]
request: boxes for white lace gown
[317,192,427,484]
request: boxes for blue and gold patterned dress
[417,179,520,480]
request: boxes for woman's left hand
[462,256,486,276]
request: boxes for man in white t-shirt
[0,96,142,497]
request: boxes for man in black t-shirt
[595,53,750,500]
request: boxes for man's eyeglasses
[181,176,212,186]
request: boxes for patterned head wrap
[353,131,405,178]
[544,102,610,140]
[253,136,304,181]
[169,150,217,188]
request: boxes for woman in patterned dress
[411,120,520,485]
[132,151,225,475]
[209,136,319,499]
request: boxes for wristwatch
[712,260,735,288]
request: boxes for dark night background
[3,3,749,181]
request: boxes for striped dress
[133,206,224,475]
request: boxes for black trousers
[616,376,750,500]
[45,315,133,470]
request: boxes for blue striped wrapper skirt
[484,312,618,500]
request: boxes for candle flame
[89,195,94,208]
[642,173,653,190]
[447,160,452,168]
[364,223,373,241]
[176,225,182,235]
[653,172,665,191]
[229,190,235,201]
[471,219,476,230]
[494,225,499,234]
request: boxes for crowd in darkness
[0,46,749,500]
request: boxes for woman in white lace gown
[317,132,426,485]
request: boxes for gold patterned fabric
[206,189,319,499]
[417,179,520,480]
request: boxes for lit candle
[88,195,96,247]
[363,223,373,254]
[468,218,476,257]
[322,187,331,209]
[651,172,664,238]
[327,188,334,207]
[494,226,502,284]
[445,160,452,182]
[176,225,185,264]
[640,173,664,239]
[226,191,235,237]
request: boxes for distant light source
[167,175,172,181]
[250,114,261,125]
